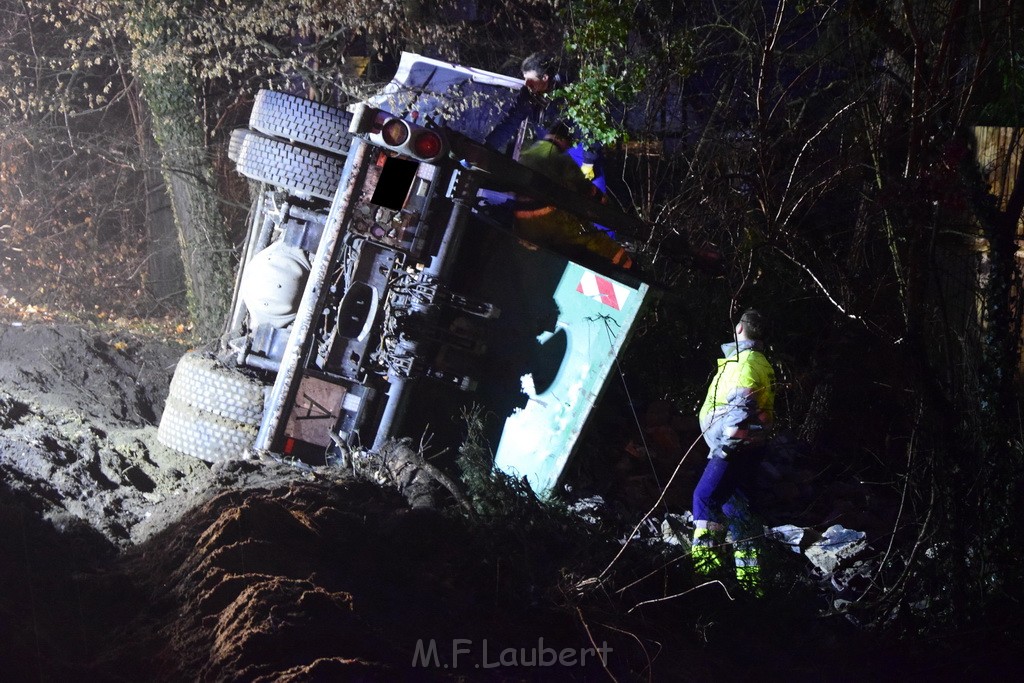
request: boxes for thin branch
[596,432,704,581]
[770,244,893,342]
[775,99,859,227]
[628,579,734,613]
[575,608,619,683]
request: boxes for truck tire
[228,125,246,163]
[166,352,265,423]
[231,128,343,201]
[250,90,354,157]
[158,397,260,462]
[157,351,264,462]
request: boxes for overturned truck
[157,54,654,496]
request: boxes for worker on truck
[486,52,565,153]
[512,123,633,271]
[486,52,611,235]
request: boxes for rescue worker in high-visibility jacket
[486,52,611,237]
[691,309,776,596]
[513,124,633,270]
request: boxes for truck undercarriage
[158,53,653,496]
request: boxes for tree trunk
[138,64,234,341]
[140,122,186,307]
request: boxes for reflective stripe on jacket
[698,339,775,458]
[513,140,633,270]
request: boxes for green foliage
[451,405,626,612]
[559,0,651,146]
[558,0,699,147]
[976,51,1024,125]
[455,405,547,520]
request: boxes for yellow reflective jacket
[698,339,775,457]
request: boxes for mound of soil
[0,324,385,678]
[0,323,667,680]
[0,323,312,548]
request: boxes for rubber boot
[691,522,725,575]
[732,541,765,597]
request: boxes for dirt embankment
[0,323,210,545]
[0,323,406,680]
[0,323,670,681]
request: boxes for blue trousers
[692,448,763,538]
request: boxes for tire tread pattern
[157,351,264,462]
[158,396,258,462]
[233,129,343,201]
[250,90,354,156]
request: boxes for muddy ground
[0,323,300,548]
[0,321,1002,681]
[0,322,681,681]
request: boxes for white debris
[770,524,808,553]
[771,524,868,573]
[660,513,692,546]
[804,525,868,573]
[568,495,607,525]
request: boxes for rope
[592,313,669,515]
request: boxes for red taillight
[369,114,446,161]
[380,118,410,146]
[412,131,443,160]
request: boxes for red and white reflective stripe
[576,272,630,310]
